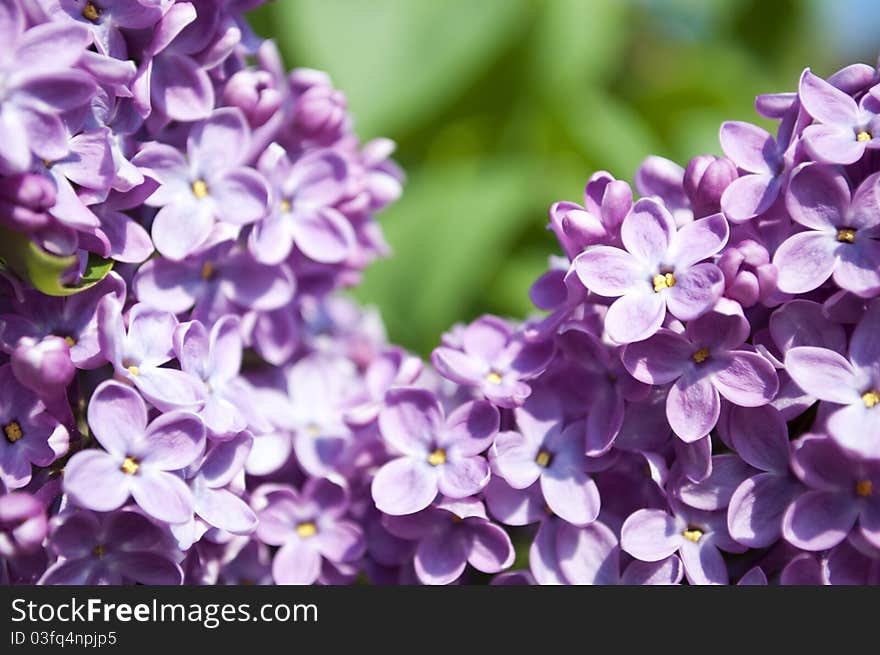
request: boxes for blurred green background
[248,0,877,357]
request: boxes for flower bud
[11,335,76,396]
[684,155,738,218]
[223,69,282,128]
[291,80,348,145]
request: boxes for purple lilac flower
[622,310,778,442]
[372,388,498,516]
[255,478,364,585]
[48,0,164,59]
[574,198,728,343]
[11,335,76,397]
[64,380,205,523]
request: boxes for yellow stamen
[93,545,105,558]
[81,2,101,21]
[862,390,880,408]
[427,448,446,466]
[120,456,139,475]
[279,199,291,213]
[191,179,209,199]
[126,365,140,376]
[306,423,321,437]
[64,336,76,347]
[535,450,552,468]
[855,480,873,497]
[692,347,710,364]
[653,272,676,293]
[683,528,703,543]
[200,261,215,280]
[856,130,872,143]
[837,228,856,243]
[296,522,317,538]
[486,371,503,385]
[3,420,23,443]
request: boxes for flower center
[683,527,703,543]
[279,198,292,213]
[856,130,872,143]
[200,261,216,280]
[692,347,710,364]
[305,422,321,437]
[120,456,140,475]
[191,179,209,199]
[653,272,676,293]
[64,335,76,347]
[92,544,105,558]
[486,371,503,385]
[862,390,880,408]
[535,450,553,468]
[3,420,23,443]
[296,521,317,538]
[81,2,101,21]
[837,228,856,243]
[855,480,873,497]
[126,365,140,376]
[427,448,446,466]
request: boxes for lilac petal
[621,509,682,561]
[414,531,468,585]
[443,400,499,456]
[774,230,839,294]
[40,560,99,585]
[804,124,867,164]
[621,198,675,266]
[98,210,153,263]
[574,247,643,297]
[431,347,485,386]
[529,519,567,585]
[371,457,438,516]
[290,208,354,264]
[769,299,847,355]
[209,315,243,383]
[555,521,620,585]
[785,164,849,230]
[585,386,623,456]
[827,403,880,459]
[667,375,720,443]
[132,367,205,412]
[604,291,666,344]
[834,241,880,296]
[859,502,880,549]
[728,473,801,548]
[317,521,364,562]
[483,478,544,526]
[721,173,781,223]
[621,556,683,585]
[467,520,515,573]
[712,351,778,407]
[112,552,182,585]
[86,380,146,456]
[679,541,728,585]
[665,263,724,321]
[780,553,825,585]
[63,451,130,511]
[151,201,213,261]
[212,168,269,225]
[437,457,490,498]
[199,433,252,488]
[132,258,201,315]
[541,469,600,527]
[669,212,729,268]
[151,53,213,122]
[138,411,205,470]
[129,471,194,524]
[726,405,790,472]
[490,431,542,489]
[799,69,858,126]
[272,538,321,585]
[782,490,858,551]
[718,121,776,173]
[677,454,755,511]
[784,346,861,404]
[248,214,295,265]
[737,567,768,586]
[462,316,510,361]
[188,107,249,172]
[378,388,442,456]
[621,329,692,385]
[220,254,294,311]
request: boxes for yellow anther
[855,480,873,497]
[486,371,503,385]
[200,261,215,280]
[856,130,872,142]
[863,390,880,408]
[653,272,676,293]
[692,348,710,364]
[279,199,292,213]
[427,449,447,466]
[120,456,140,475]
[535,450,552,468]
[82,2,101,21]
[93,545,105,558]
[64,336,76,347]
[683,528,703,543]
[837,228,856,243]
[126,365,140,376]
[296,522,317,538]
[191,179,209,199]
[3,420,23,443]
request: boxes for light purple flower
[774,164,880,296]
[372,388,498,516]
[431,315,554,408]
[49,0,164,59]
[622,310,778,442]
[256,478,364,585]
[64,380,205,523]
[574,198,728,343]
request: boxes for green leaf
[0,226,113,296]
[265,0,530,139]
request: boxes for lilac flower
[0,492,47,557]
[48,0,164,59]
[574,198,728,343]
[97,297,206,411]
[64,380,205,523]
[134,108,270,260]
[490,394,600,526]
[782,435,880,551]
[372,389,498,515]
[621,500,746,585]
[622,310,778,442]
[383,497,514,585]
[774,165,880,296]
[799,69,880,165]
[40,509,182,585]
[255,478,364,585]
[431,315,554,408]
[0,366,67,489]
[784,301,880,458]
[11,335,75,397]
